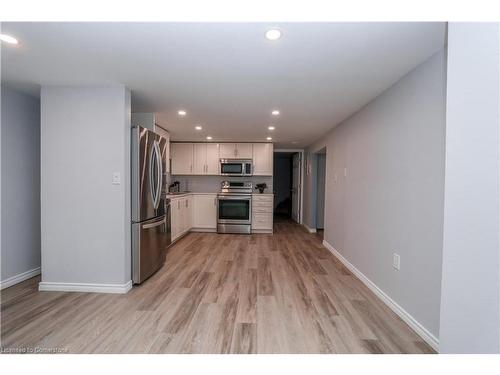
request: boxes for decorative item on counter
[255,183,267,194]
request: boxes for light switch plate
[112,172,121,185]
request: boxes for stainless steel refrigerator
[131,126,171,284]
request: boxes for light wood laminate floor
[0,220,434,354]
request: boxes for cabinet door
[219,143,236,159]
[236,143,253,159]
[206,144,220,175]
[171,199,180,240]
[193,143,207,174]
[171,143,194,175]
[193,194,217,229]
[253,143,274,175]
[252,212,273,230]
[185,195,193,231]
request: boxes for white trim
[38,280,132,294]
[303,224,317,233]
[0,267,41,290]
[322,240,439,352]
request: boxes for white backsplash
[171,175,273,194]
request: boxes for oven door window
[218,199,250,220]
[221,163,243,174]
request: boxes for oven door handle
[217,196,252,201]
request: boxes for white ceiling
[1,22,445,148]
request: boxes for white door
[193,194,217,229]
[206,144,220,175]
[252,143,273,175]
[219,143,236,159]
[193,143,207,174]
[236,143,253,159]
[291,153,301,223]
[171,143,194,175]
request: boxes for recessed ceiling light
[271,110,280,116]
[206,136,213,140]
[177,110,187,116]
[265,29,282,41]
[268,126,275,131]
[195,125,202,130]
[266,137,272,141]
[0,34,18,45]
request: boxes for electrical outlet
[393,253,400,270]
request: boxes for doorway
[273,150,303,223]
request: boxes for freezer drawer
[132,215,170,284]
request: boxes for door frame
[274,149,304,224]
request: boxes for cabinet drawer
[252,204,272,213]
[253,195,273,202]
[252,212,273,230]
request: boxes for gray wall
[316,153,326,229]
[1,85,41,282]
[439,23,500,353]
[40,86,131,285]
[304,50,446,339]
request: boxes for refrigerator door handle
[142,216,165,229]
[149,141,157,209]
[154,140,163,210]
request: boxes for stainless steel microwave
[219,159,253,176]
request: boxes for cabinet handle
[186,199,188,208]
[190,164,193,172]
[178,201,180,209]
[214,197,217,206]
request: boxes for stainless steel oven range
[217,181,252,234]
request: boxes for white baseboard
[190,228,217,233]
[322,240,439,352]
[303,224,317,233]
[0,267,41,290]
[39,280,132,294]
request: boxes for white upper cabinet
[219,143,253,159]
[206,144,220,174]
[252,143,274,176]
[171,142,273,176]
[193,143,207,174]
[193,143,220,175]
[219,143,237,159]
[236,143,253,159]
[171,143,194,175]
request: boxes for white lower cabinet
[252,194,273,233]
[192,194,217,230]
[171,195,193,242]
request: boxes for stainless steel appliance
[219,159,253,176]
[217,181,252,234]
[131,126,171,284]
